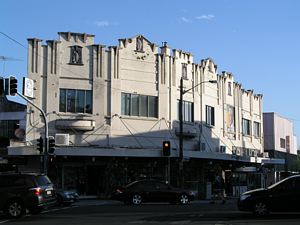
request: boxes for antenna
[0,56,22,73]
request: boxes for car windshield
[36,175,52,186]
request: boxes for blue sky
[1,0,300,147]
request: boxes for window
[253,122,260,137]
[0,120,19,138]
[206,105,215,126]
[136,36,143,52]
[177,100,194,122]
[59,89,92,114]
[280,138,286,148]
[121,93,158,118]
[242,118,251,136]
[182,63,187,79]
[228,82,232,95]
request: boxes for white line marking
[0,220,9,224]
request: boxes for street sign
[23,77,34,98]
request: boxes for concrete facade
[8,32,264,161]
[263,112,297,155]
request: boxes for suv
[0,173,56,218]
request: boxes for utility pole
[178,78,218,188]
[17,92,49,175]
[178,77,184,187]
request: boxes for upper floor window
[228,82,232,96]
[242,118,251,136]
[253,121,261,137]
[69,46,83,65]
[121,93,158,118]
[177,100,194,122]
[206,105,215,126]
[182,63,187,79]
[280,138,286,148]
[59,89,92,114]
[0,120,19,139]
[136,36,143,52]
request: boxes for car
[0,172,56,218]
[56,190,79,206]
[111,179,195,205]
[238,174,300,216]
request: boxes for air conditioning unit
[55,134,70,146]
[220,146,226,153]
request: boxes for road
[1,199,300,225]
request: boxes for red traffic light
[162,141,171,157]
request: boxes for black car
[111,179,195,205]
[0,173,56,218]
[56,190,79,206]
[238,174,300,216]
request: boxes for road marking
[0,220,9,224]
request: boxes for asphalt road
[1,200,300,225]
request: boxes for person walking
[210,174,226,204]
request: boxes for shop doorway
[87,165,105,195]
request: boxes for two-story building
[8,32,264,197]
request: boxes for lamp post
[178,77,218,187]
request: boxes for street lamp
[178,77,218,187]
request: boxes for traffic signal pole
[17,92,49,175]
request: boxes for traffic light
[162,141,171,157]
[37,137,43,154]
[48,136,55,154]
[9,76,18,96]
[0,77,4,97]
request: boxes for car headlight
[240,194,251,201]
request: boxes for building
[263,112,298,183]
[8,32,264,197]
[0,95,26,171]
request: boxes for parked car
[56,190,79,206]
[238,174,300,216]
[0,172,56,218]
[111,179,195,205]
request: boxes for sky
[1,0,300,148]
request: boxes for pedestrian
[210,174,226,204]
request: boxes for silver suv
[0,173,56,218]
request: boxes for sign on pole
[23,77,34,98]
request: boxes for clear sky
[1,0,300,147]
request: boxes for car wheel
[178,194,189,205]
[253,201,269,216]
[6,200,24,218]
[132,194,142,205]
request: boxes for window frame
[253,121,261,137]
[242,118,251,136]
[205,105,215,126]
[121,93,158,118]
[177,100,194,122]
[59,88,92,114]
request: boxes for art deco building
[9,32,264,196]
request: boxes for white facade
[9,32,264,161]
[264,112,297,155]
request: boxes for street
[1,199,300,225]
